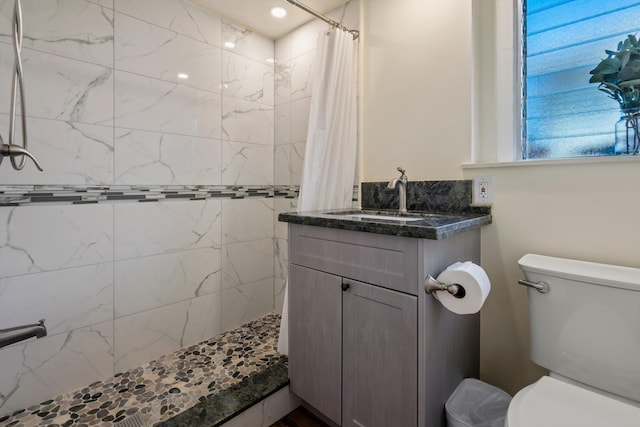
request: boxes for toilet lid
[506,376,640,427]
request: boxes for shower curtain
[277,28,359,355]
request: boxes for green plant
[589,34,640,110]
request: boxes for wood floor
[269,406,329,427]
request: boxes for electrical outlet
[473,175,494,205]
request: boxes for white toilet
[506,254,640,427]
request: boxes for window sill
[462,155,640,169]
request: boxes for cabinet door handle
[341,282,350,291]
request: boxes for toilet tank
[518,254,640,403]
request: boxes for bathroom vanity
[279,208,491,427]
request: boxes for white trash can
[445,378,512,427]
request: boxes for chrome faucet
[0,319,47,349]
[387,167,408,213]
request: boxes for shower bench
[0,313,294,427]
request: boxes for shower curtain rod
[285,0,359,39]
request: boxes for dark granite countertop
[157,360,289,427]
[278,209,492,240]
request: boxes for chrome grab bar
[0,319,47,349]
[517,279,550,293]
[0,0,43,171]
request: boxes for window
[523,1,640,159]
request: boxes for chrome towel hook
[0,0,43,171]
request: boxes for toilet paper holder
[424,275,466,299]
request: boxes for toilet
[506,254,640,427]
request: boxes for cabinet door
[289,264,342,425]
[342,279,418,427]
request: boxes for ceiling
[190,0,347,39]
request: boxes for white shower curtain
[278,28,359,355]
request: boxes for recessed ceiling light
[224,41,235,49]
[266,57,276,64]
[270,6,287,18]
[177,73,189,80]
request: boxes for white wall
[362,0,640,395]
[464,159,640,393]
[361,0,473,182]
[0,0,275,415]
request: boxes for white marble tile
[222,239,274,289]
[273,242,287,316]
[274,278,286,316]
[275,101,291,145]
[290,142,306,187]
[274,199,293,240]
[222,20,274,63]
[222,51,273,105]
[221,141,273,186]
[114,199,222,260]
[220,386,300,427]
[0,321,114,417]
[221,198,274,244]
[222,97,274,145]
[291,97,311,143]
[220,278,274,332]
[291,19,323,59]
[115,12,222,92]
[0,45,114,126]
[181,292,221,347]
[274,145,291,186]
[0,263,113,337]
[274,238,288,281]
[115,247,221,317]
[290,51,315,102]
[274,62,291,107]
[89,0,113,8]
[0,0,114,66]
[0,116,113,185]
[114,303,185,372]
[0,204,113,278]
[114,128,221,185]
[114,294,220,372]
[115,0,222,47]
[274,34,292,64]
[114,70,222,138]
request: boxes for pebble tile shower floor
[0,313,287,427]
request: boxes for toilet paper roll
[435,261,491,315]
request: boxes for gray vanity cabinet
[289,262,417,427]
[342,279,418,427]
[287,223,480,427]
[288,264,342,425]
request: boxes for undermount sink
[343,213,425,222]
[325,210,445,222]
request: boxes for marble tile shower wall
[0,0,277,416]
[272,0,360,312]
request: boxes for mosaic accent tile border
[0,185,300,207]
[0,313,286,427]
